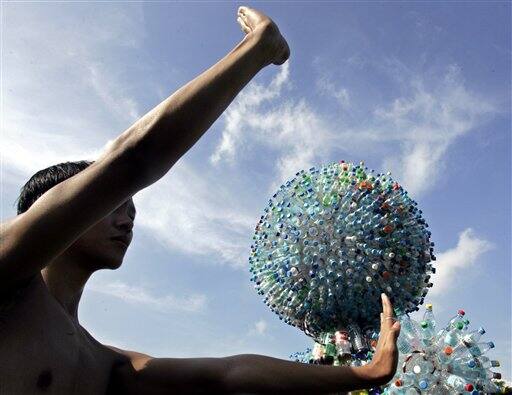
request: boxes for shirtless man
[0,6,401,394]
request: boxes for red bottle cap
[444,346,453,355]
[383,225,394,234]
[464,384,474,391]
[458,309,465,316]
[395,379,403,387]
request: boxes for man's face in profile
[62,198,136,271]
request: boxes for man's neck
[41,257,92,322]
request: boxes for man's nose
[114,216,134,232]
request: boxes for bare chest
[0,277,124,395]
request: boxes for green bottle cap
[456,321,464,330]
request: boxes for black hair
[16,160,93,215]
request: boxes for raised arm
[0,6,289,294]
[108,294,401,395]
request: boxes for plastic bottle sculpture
[249,161,435,341]
[387,306,501,394]
[291,306,501,394]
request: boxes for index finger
[381,293,393,317]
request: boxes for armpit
[106,357,139,395]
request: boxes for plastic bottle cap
[464,384,474,391]
[488,341,495,348]
[420,321,428,328]
[413,365,421,374]
[444,346,453,355]
[467,360,476,368]
[478,327,485,334]
[395,379,402,387]
[458,309,465,316]
[419,380,428,389]
[383,225,394,234]
[426,303,432,310]
[493,373,502,379]
[456,321,464,330]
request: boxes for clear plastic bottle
[422,303,436,329]
[443,373,474,392]
[467,341,495,357]
[387,373,418,395]
[399,314,421,350]
[437,345,455,365]
[476,356,500,368]
[334,330,351,356]
[439,321,464,348]
[419,321,435,346]
[461,327,485,347]
[397,334,413,354]
[425,382,451,395]
[474,377,500,393]
[348,324,368,354]
[437,309,465,339]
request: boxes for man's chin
[88,256,124,271]
[104,261,123,270]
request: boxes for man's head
[16,160,136,272]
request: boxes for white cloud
[210,61,290,165]
[249,99,334,190]
[133,161,256,268]
[88,280,206,313]
[249,319,268,336]
[316,75,350,109]
[1,4,145,183]
[210,60,498,197]
[86,62,141,124]
[429,228,493,297]
[377,64,497,195]
[210,61,334,187]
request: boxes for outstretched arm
[122,7,289,184]
[108,294,401,395]
[0,6,289,294]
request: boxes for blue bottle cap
[488,341,495,348]
[478,327,485,334]
[467,359,476,368]
[419,379,428,389]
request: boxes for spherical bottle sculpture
[249,161,435,341]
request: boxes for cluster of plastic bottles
[290,306,501,394]
[387,305,501,394]
[249,161,435,340]
[289,323,378,367]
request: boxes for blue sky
[2,1,510,382]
